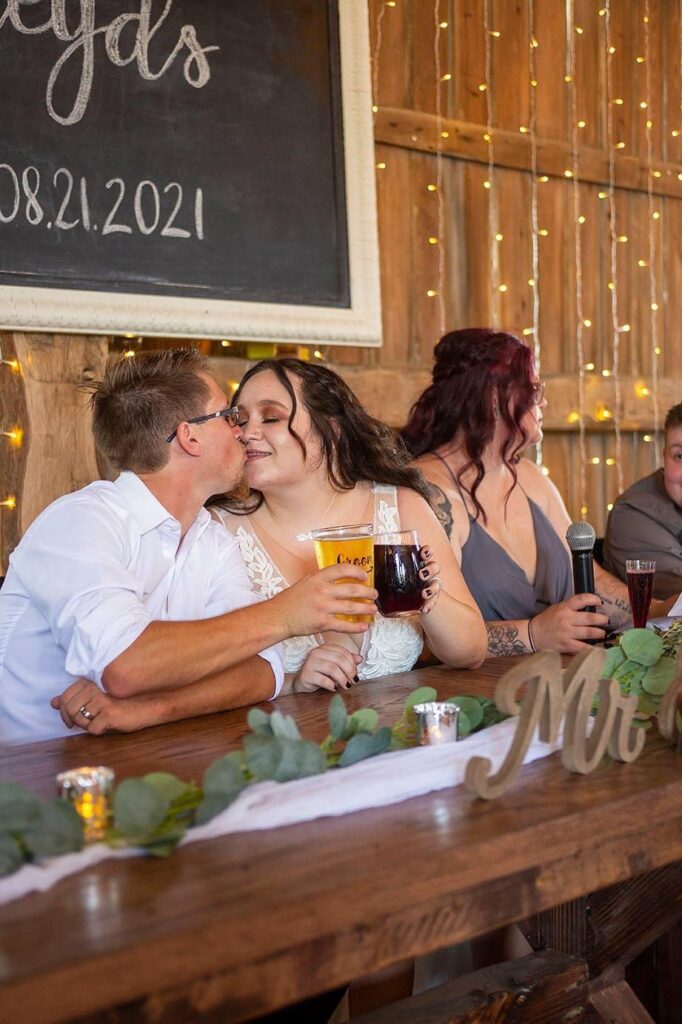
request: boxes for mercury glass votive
[413,702,460,746]
[56,766,115,842]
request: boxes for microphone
[566,522,597,614]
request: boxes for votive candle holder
[413,702,460,745]
[57,766,115,842]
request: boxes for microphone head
[566,521,596,553]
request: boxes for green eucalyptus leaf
[338,726,392,767]
[637,693,659,717]
[113,779,169,836]
[601,645,627,677]
[445,696,484,731]
[641,657,677,696]
[457,711,473,738]
[0,798,42,837]
[612,660,646,693]
[631,718,653,730]
[274,739,326,782]
[328,694,348,740]
[204,754,245,797]
[269,711,301,741]
[244,734,283,779]
[482,703,508,727]
[341,717,359,742]
[0,780,37,808]
[629,673,643,697]
[390,730,413,750]
[620,628,663,666]
[404,687,438,717]
[0,834,25,877]
[143,772,192,804]
[135,818,188,856]
[247,707,274,735]
[370,726,393,755]
[338,732,375,767]
[195,791,241,826]
[349,708,379,734]
[22,800,84,858]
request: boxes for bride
[211,358,486,693]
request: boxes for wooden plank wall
[1,0,681,568]
[335,0,682,536]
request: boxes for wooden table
[1,658,681,1024]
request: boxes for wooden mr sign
[464,647,682,801]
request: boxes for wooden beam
[587,863,682,977]
[589,980,656,1023]
[351,950,588,1024]
[0,333,109,570]
[375,108,682,200]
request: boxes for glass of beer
[311,523,374,622]
[626,560,656,628]
[374,529,423,617]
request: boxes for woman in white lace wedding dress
[211,359,486,693]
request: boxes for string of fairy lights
[603,1,625,497]
[433,0,447,337]
[526,0,542,468]
[3,3,680,543]
[482,0,502,326]
[371,0,678,522]
[0,342,22,567]
[566,0,589,519]
[644,0,662,465]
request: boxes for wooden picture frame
[0,0,381,347]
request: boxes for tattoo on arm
[486,622,529,657]
[428,483,454,538]
[594,570,631,628]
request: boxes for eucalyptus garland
[0,687,504,879]
[601,625,682,728]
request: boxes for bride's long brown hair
[211,358,433,514]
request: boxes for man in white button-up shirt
[0,349,375,743]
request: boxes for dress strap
[431,452,472,518]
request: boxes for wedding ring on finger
[78,704,95,721]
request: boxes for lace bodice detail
[215,484,423,678]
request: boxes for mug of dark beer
[374,529,423,617]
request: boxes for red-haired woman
[402,329,674,656]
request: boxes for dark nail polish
[353,674,359,683]
[419,567,430,579]
[423,588,433,598]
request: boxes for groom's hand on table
[51,678,155,735]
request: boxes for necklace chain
[260,489,339,546]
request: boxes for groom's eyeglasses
[165,407,241,444]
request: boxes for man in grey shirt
[604,402,682,598]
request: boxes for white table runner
[0,717,560,907]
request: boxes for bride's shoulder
[209,505,246,534]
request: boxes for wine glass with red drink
[374,529,423,617]
[625,560,656,628]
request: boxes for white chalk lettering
[0,0,219,125]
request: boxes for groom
[0,348,375,742]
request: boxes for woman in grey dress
[401,329,675,656]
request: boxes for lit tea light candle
[56,766,115,842]
[413,702,460,745]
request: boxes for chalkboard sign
[0,0,380,346]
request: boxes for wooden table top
[2,657,682,1024]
